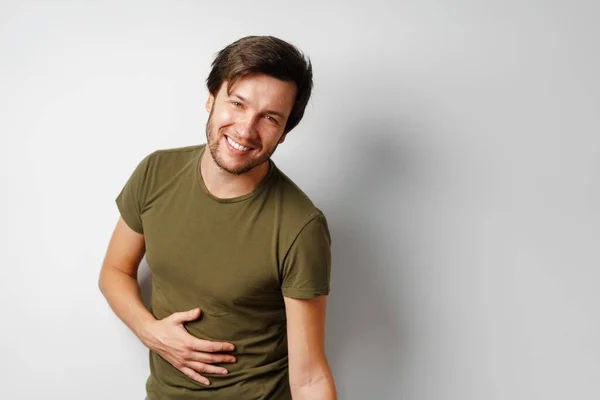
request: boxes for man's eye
[265,115,278,124]
[231,101,242,107]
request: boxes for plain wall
[1,0,598,399]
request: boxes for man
[98,35,337,400]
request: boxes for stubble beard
[205,111,279,176]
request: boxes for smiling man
[98,36,337,400]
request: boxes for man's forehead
[223,75,295,94]
[221,75,296,113]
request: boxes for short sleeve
[281,212,332,299]
[115,153,152,234]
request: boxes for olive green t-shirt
[115,144,331,400]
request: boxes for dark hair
[206,35,313,134]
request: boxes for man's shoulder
[134,144,204,189]
[268,165,331,269]
[143,143,204,170]
[271,164,327,226]
[148,143,204,162]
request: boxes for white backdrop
[1,1,599,399]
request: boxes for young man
[98,36,337,400]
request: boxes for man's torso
[116,144,329,400]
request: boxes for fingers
[187,361,230,376]
[151,311,238,387]
[191,339,235,353]
[172,308,202,324]
[189,350,237,364]
[180,360,230,386]
[180,366,211,386]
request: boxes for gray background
[0,0,598,399]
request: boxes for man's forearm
[98,267,155,345]
[290,363,337,400]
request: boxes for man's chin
[215,157,256,176]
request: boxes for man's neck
[200,149,270,199]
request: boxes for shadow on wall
[323,121,420,397]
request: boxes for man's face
[205,73,297,175]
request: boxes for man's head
[206,35,313,135]
[204,36,313,175]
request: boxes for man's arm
[284,295,337,400]
[98,216,155,339]
[98,216,237,385]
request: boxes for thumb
[174,308,201,323]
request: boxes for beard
[205,110,279,176]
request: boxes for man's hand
[140,307,237,386]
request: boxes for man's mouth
[226,136,253,152]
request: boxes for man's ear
[278,133,287,144]
[205,94,215,112]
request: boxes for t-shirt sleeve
[281,212,332,299]
[115,153,152,234]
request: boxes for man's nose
[236,113,260,137]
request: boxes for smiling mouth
[226,136,253,152]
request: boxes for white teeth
[227,136,251,151]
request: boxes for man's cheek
[217,106,237,124]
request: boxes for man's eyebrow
[231,93,286,119]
